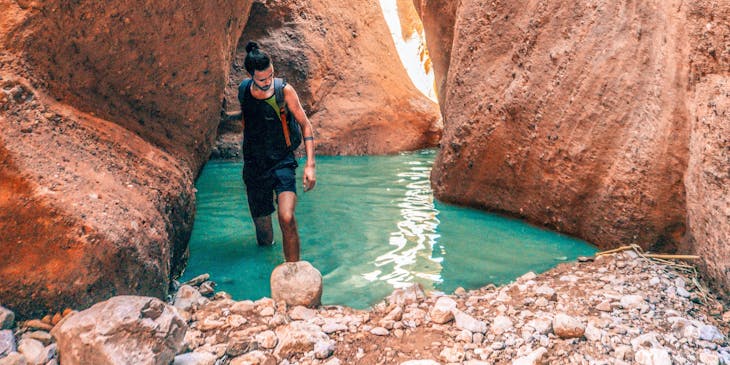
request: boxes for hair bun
[245,41,260,53]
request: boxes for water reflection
[366,158,444,290]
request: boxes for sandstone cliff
[221,0,442,156]
[419,0,729,293]
[0,1,252,317]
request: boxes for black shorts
[243,158,297,218]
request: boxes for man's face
[251,65,274,91]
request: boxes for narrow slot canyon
[0,0,728,364]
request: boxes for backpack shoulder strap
[238,79,253,104]
[273,78,287,108]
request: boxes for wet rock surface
[2,252,727,364]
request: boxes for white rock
[698,350,720,365]
[512,347,547,365]
[429,297,457,324]
[519,272,537,281]
[614,345,633,360]
[174,285,208,311]
[676,286,691,298]
[255,330,278,349]
[454,310,487,334]
[526,317,552,335]
[321,322,348,334]
[1,330,16,357]
[0,352,27,365]
[634,348,671,365]
[386,284,426,306]
[534,285,555,299]
[699,325,724,342]
[439,347,464,363]
[230,300,255,315]
[370,327,389,336]
[51,296,186,365]
[271,261,323,307]
[649,277,661,286]
[584,323,603,342]
[631,332,662,351]
[552,313,585,339]
[596,300,612,312]
[620,295,645,309]
[455,330,473,343]
[400,361,440,365]
[289,306,317,321]
[314,340,335,359]
[274,321,328,358]
[17,338,45,365]
[229,350,269,365]
[491,315,514,335]
[172,352,217,365]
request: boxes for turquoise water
[182,149,596,309]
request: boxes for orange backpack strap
[274,78,291,148]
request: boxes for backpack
[243,78,302,151]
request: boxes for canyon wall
[221,0,442,155]
[0,0,252,317]
[684,2,730,294]
[418,0,729,293]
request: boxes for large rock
[0,1,252,318]
[274,321,330,359]
[418,0,730,293]
[221,0,442,156]
[270,261,322,308]
[50,296,187,365]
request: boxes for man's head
[244,41,274,91]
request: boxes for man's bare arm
[283,84,316,191]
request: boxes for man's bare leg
[277,191,300,262]
[253,215,274,246]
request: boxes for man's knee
[278,210,296,226]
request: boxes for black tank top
[238,79,292,173]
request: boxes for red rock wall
[0,1,251,317]
[3,1,251,171]
[685,2,730,294]
[223,0,442,155]
[418,0,729,292]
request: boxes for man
[227,41,316,262]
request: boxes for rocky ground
[1,250,729,365]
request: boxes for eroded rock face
[419,0,729,291]
[0,1,252,317]
[684,2,730,295]
[221,0,442,156]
